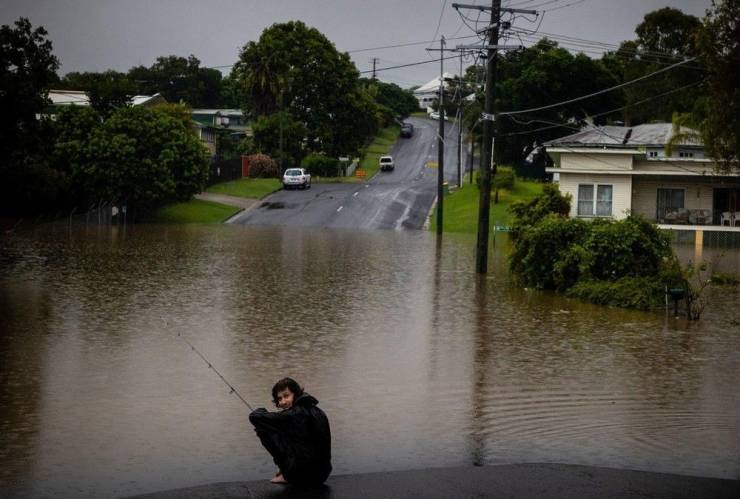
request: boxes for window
[577,184,594,216]
[648,151,658,158]
[578,184,613,217]
[596,185,613,216]
[679,151,694,158]
[657,188,685,220]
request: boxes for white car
[379,155,395,172]
[429,111,448,121]
[283,168,311,189]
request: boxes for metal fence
[669,228,740,274]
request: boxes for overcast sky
[2,0,711,88]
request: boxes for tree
[233,21,379,157]
[56,106,209,214]
[252,111,307,170]
[0,18,60,214]
[490,167,514,204]
[611,7,703,125]
[128,55,222,107]
[361,78,419,119]
[60,70,137,116]
[51,106,102,205]
[492,40,622,165]
[695,0,739,171]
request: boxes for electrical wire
[499,57,696,116]
[500,79,704,136]
[359,55,459,74]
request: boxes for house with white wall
[413,72,455,110]
[544,124,740,230]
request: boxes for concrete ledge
[128,463,739,499]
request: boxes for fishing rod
[177,332,255,411]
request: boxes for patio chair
[721,212,732,226]
[676,208,690,224]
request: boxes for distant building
[544,123,740,230]
[413,72,455,110]
[190,109,251,155]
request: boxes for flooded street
[1,225,739,498]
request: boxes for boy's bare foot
[271,473,288,484]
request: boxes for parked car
[400,122,414,138]
[282,168,311,189]
[379,155,395,172]
[429,111,440,120]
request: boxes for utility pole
[436,36,445,236]
[453,1,536,273]
[457,51,463,189]
[371,57,378,80]
[476,0,501,274]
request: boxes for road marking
[365,184,369,188]
[353,191,359,197]
[337,206,343,212]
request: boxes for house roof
[49,90,90,106]
[545,123,702,148]
[414,72,456,95]
[131,93,167,106]
[48,90,167,107]
[190,109,244,115]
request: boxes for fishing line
[177,332,255,411]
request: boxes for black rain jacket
[249,393,332,485]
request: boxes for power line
[429,0,450,50]
[348,34,478,54]
[499,57,696,116]
[359,55,460,74]
[500,79,704,136]
[539,0,589,12]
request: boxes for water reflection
[0,225,738,497]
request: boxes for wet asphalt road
[232,116,468,230]
[130,464,740,499]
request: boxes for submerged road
[232,116,468,230]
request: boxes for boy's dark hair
[272,377,304,407]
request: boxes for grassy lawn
[206,178,281,199]
[431,176,544,233]
[146,199,240,224]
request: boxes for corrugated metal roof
[414,72,456,95]
[190,109,244,115]
[545,123,702,147]
[48,90,90,106]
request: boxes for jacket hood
[293,392,319,407]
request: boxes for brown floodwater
[1,224,738,498]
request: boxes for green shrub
[492,167,514,197]
[508,183,689,310]
[301,153,340,177]
[510,183,571,240]
[582,216,674,281]
[247,153,279,178]
[565,277,667,310]
[509,214,590,290]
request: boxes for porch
[631,176,740,228]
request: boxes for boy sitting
[248,377,332,486]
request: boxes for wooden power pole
[453,1,536,273]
